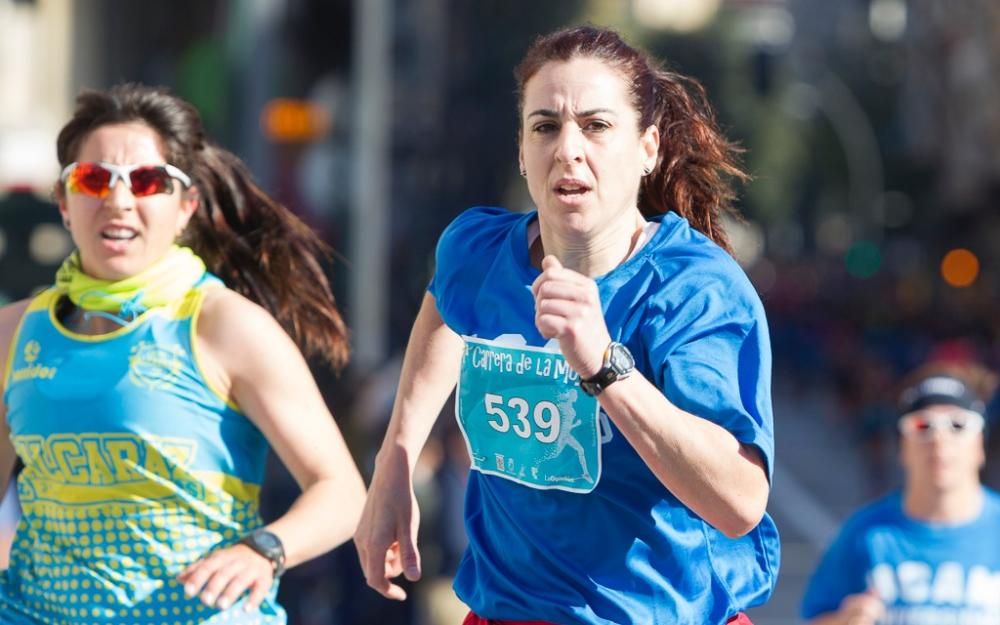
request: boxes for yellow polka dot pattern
[0,499,285,624]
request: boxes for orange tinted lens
[128,166,173,197]
[68,163,112,198]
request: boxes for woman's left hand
[532,255,611,378]
[177,543,275,612]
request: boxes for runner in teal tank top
[0,84,366,624]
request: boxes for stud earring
[519,167,527,177]
[643,166,652,176]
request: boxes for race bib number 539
[456,337,602,493]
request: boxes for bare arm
[0,301,30,494]
[0,409,13,500]
[354,292,464,600]
[595,373,769,537]
[0,301,30,569]
[0,400,15,572]
[533,256,769,537]
[178,289,366,609]
[372,292,464,470]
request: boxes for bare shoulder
[196,288,294,367]
[195,287,316,424]
[199,288,277,336]
[0,299,33,388]
[0,300,32,348]
[0,299,31,330]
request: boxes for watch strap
[580,342,633,396]
[238,529,286,578]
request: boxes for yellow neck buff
[55,245,207,322]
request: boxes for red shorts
[463,611,754,625]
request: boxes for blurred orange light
[940,248,979,287]
[260,98,331,143]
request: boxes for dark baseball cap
[898,374,986,417]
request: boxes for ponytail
[183,144,349,370]
[639,70,748,255]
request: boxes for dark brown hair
[56,83,349,369]
[515,25,748,254]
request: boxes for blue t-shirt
[429,207,779,625]
[801,489,1000,624]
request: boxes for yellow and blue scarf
[55,245,206,323]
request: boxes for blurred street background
[2,1,1000,624]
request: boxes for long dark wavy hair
[515,25,748,254]
[56,83,349,369]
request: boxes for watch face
[254,532,280,550]
[249,530,284,560]
[241,529,286,576]
[609,343,635,372]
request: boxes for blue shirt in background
[801,488,1000,625]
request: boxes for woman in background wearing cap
[800,368,1000,625]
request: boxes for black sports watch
[238,529,286,578]
[580,342,635,396]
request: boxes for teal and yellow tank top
[0,280,285,625]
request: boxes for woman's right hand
[354,448,422,600]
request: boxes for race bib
[456,336,602,493]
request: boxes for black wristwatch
[580,342,635,396]
[238,529,286,578]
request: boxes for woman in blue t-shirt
[355,25,779,625]
[801,369,1000,625]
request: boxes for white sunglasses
[898,409,985,440]
[60,161,192,199]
